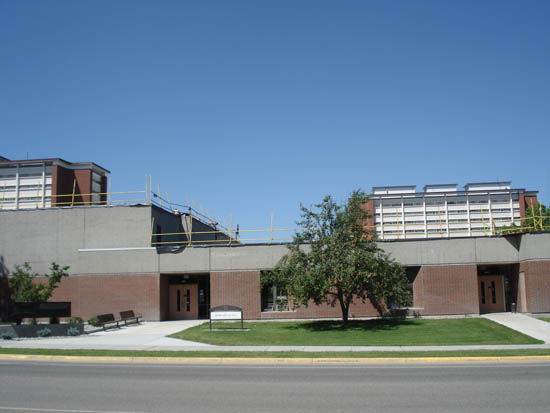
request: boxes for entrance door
[478,275,505,313]
[169,284,199,320]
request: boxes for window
[261,283,289,312]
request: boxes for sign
[211,311,241,320]
[209,305,244,330]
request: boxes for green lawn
[1,348,550,359]
[170,318,542,346]
[539,318,550,323]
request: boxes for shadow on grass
[285,319,420,332]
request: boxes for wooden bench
[97,313,120,330]
[119,310,141,326]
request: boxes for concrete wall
[0,205,152,275]
[4,205,550,277]
[379,236,522,266]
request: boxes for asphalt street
[1,359,550,412]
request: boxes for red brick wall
[74,169,92,205]
[364,199,375,233]
[51,166,95,207]
[520,260,550,313]
[412,269,424,309]
[51,165,74,206]
[417,265,479,315]
[47,274,162,321]
[210,271,262,319]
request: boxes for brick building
[365,182,538,240]
[0,159,549,321]
[1,203,549,321]
[0,156,109,209]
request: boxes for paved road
[1,359,550,412]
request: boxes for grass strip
[171,319,542,346]
[2,348,550,359]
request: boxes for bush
[1,332,14,340]
[68,317,83,324]
[66,327,80,336]
[87,316,100,327]
[37,327,51,337]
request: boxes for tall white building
[368,182,538,240]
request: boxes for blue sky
[1,1,549,236]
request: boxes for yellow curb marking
[1,354,550,364]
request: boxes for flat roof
[0,157,110,174]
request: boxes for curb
[2,354,550,364]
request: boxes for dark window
[177,289,181,312]
[491,281,496,304]
[481,282,486,304]
[261,283,288,312]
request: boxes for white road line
[0,407,152,413]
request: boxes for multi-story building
[0,156,109,209]
[367,182,538,240]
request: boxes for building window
[261,283,289,312]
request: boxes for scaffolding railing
[150,211,550,247]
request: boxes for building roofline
[464,181,511,186]
[369,188,538,197]
[423,183,459,187]
[0,157,110,174]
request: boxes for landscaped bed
[170,318,542,346]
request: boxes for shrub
[87,316,100,327]
[69,317,83,324]
[66,327,80,336]
[37,327,51,337]
[1,332,14,340]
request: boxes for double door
[169,284,198,319]
[478,275,505,313]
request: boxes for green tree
[263,190,410,326]
[9,262,69,303]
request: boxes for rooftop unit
[464,182,511,191]
[423,184,458,193]
[372,185,416,195]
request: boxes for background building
[367,182,538,240]
[0,156,109,209]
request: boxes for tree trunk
[338,295,350,327]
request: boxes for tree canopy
[262,190,410,325]
[9,262,69,303]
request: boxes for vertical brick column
[520,260,550,313]
[210,271,261,319]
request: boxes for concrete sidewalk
[482,312,550,343]
[2,315,550,352]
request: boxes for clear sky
[1,1,549,236]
